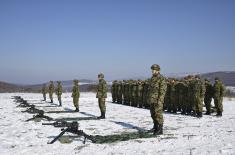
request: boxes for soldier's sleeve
[102,81,108,98]
[159,77,167,101]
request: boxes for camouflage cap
[73,79,79,83]
[98,73,104,78]
[151,64,160,71]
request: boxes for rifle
[26,110,53,122]
[17,100,32,107]
[46,121,95,144]
[21,105,42,114]
[42,120,69,127]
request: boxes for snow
[0,93,235,155]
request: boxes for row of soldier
[111,76,224,117]
[41,74,108,119]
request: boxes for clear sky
[0,0,234,84]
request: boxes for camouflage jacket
[56,84,62,96]
[213,80,225,98]
[72,84,80,97]
[96,79,108,98]
[148,74,167,104]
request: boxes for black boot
[59,101,62,107]
[154,123,163,135]
[197,112,203,118]
[148,122,157,133]
[205,111,211,115]
[75,107,79,112]
[216,112,222,117]
[98,112,105,119]
[51,99,53,103]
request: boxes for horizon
[0,0,234,84]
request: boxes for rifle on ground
[42,120,69,127]
[21,105,42,114]
[17,100,32,107]
[45,121,95,144]
[26,110,53,122]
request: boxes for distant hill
[0,81,23,93]
[200,71,235,86]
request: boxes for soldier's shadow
[110,120,148,132]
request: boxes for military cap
[151,64,160,71]
[73,79,79,83]
[98,73,104,78]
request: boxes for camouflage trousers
[98,98,106,113]
[73,97,79,108]
[214,97,223,113]
[57,95,62,104]
[49,93,53,100]
[150,102,164,125]
[43,93,46,101]
[204,97,212,113]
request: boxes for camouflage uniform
[72,80,80,112]
[170,80,177,113]
[131,81,138,107]
[48,81,54,103]
[126,81,131,105]
[164,80,171,112]
[111,80,117,103]
[143,80,150,109]
[56,81,63,106]
[42,84,47,101]
[96,73,108,119]
[191,77,205,117]
[137,80,143,108]
[117,81,123,104]
[213,78,224,116]
[148,64,167,135]
[204,79,214,115]
[180,81,188,114]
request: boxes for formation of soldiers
[111,73,225,117]
[41,64,225,135]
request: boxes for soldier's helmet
[98,73,104,78]
[74,79,79,83]
[151,64,160,71]
[57,81,61,84]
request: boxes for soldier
[111,80,117,103]
[213,77,225,116]
[170,79,177,113]
[137,80,144,108]
[180,80,188,115]
[48,81,54,103]
[56,81,63,106]
[204,79,214,115]
[148,64,167,135]
[131,81,138,107]
[123,80,127,104]
[187,76,194,115]
[192,76,205,117]
[126,80,131,105]
[96,73,108,119]
[142,80,150,109]
[72,80,80,112]
[42,84,47,101]
[164,79,171,112]
[117,81,123,104]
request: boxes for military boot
[98,112,105,119]
[197,112,203,118]
[75,107,79,112]
[216,112,222,117]
[51,99,53,103]
[154,123,163,135]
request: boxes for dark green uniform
[148,64,167,135]
[213,78,225,116]
[72,80,80,112]
[56,81,62,106]
[137,80,143,108]
[48,81,54,103]
[170,80,177,113]
[143,80,150,109]
[42,84,47,101]
[204,80,214,115]
[96,74,108,119]
[111,80,117,103]
[131,81,138,107]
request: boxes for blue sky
[0,0,234,84]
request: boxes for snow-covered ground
[0,93,235,155]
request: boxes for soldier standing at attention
[42,84,47,101]
[72,80,80,112]
[213,77,225,116]
[48,81,54,103]
[56,81,63,106]
[96,73,108,119]
[148,64,167,135]
[204,79,214,115]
